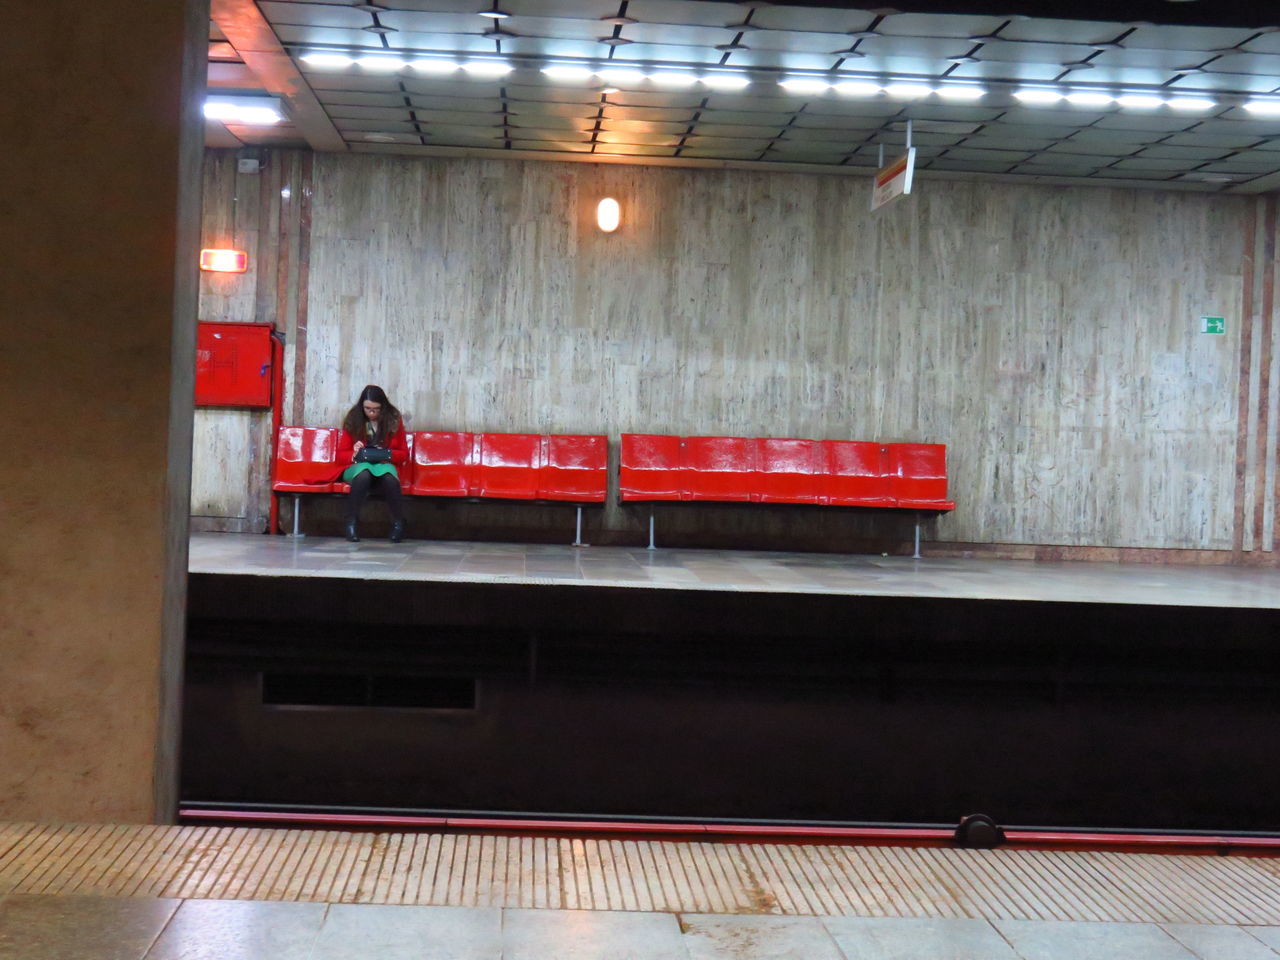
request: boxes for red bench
[620,433,954,556]
[273,427,607,542]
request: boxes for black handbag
[356,446,392,464]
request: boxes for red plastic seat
[887,443,955,510]
[756,438,825,504]
[273,427,338,493]
[685,436,756,502]
[619,434,684,501]
[540,435,608,502]
[824,441,894,507]
[478,433,541,499]
[409,431,477,497]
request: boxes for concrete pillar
[0,0,208,821]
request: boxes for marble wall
[195,150,1279,555]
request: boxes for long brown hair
[342,384,402,445]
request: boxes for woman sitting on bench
[339,384,408,543]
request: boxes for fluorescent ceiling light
[357,56,408,72]
[700,72,750,90]
[461,59,514,76]
[410,59,460,73]
[1065,91,1112,106]
[541,64,594,80]
[203,97,283,125]
[884,82,934,99]
[1166,97,1216,111]
[595,67,647,85]
[478,6,510,17]
[779,77,830,94]
[1115,93,1164,108]
[1013,88,1063,104]
[833,81,882,97]
[1243,99,1280,115]
[300,53,354,68]
[935,85,985,100]
[651,71,699,86]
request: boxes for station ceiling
[208,0,1280,191]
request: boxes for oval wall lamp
[596,197,621,232]
[200,248,249,273]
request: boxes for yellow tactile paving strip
[2,823,1280,925]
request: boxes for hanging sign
[871,147,917,211]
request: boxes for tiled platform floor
[5,897,1280,960]
[7,822,1280,957]
[190,533,1280,609]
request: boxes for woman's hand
[352,441,365,460]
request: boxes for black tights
[345,471,403,524]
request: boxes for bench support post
[289,494,305,539]
[572,505,587,547]
[648,511,656,550]
[913,512,921,559]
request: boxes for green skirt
[342,463,399,483]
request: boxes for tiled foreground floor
[4,896,1280,960]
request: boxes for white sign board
[871,148,916,211]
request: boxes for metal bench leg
[648,510,656,550]
[289,494,305,539]
[913,511,921,559]
[572,505,588,547]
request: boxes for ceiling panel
[209,0,1280,190]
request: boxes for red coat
[305,424,409,484]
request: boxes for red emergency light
[200,248,249,273]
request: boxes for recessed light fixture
[833,80,881,97]
[357,56,408,72]
[936,84,985,100]
[461,59,514,76]
[410,58,460,73]
[600,14,636,24]
[1167,97,1216,110]
[701,72,751,90]
[1244,99,1280,115]
[596,67,646,84]
[651,71,699,87]
[301,53,354,68]
[542,64,594,80]
[204,96,285,125]
[884,82,933,99]
[1115,93,1164,108]
[778,77,830,94]
[478,4,510,18]
[1064,91,1112,106]
[1013,88,1063,104]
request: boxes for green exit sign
[1201,316,1226,335]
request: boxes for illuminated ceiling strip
[296,51,1243,110]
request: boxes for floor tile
[1243,928,1280,952]
[822,916,1018,960]
[503,908,689,960]
[682,914,843,960]
[994,920,1198,960]
[143,899,327,960]
[1161,923,1280,959]
[0,894,180,960]
[310,903,501,960]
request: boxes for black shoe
[389,520,405,543]
[345,521,360,542]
